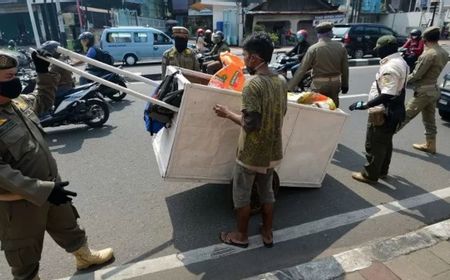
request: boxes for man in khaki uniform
[397,26,449,154]
[288,22,349,108]
[0,48,113,280]
[161,26,200,77]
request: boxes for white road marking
[340,94,369,99]
[56,186,450,280]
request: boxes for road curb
[246,219,450,280]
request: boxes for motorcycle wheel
[108,80,127,102]
[299,73,312,92]
[83,99,110,128]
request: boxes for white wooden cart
[40,49,348,189]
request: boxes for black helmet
[40,40,61,58]
[213,31,224,41]
[410,29,422,37]
[78,31,95,46]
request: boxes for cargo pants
[398,87,440,140]
[0,201,86,280]
[311,79,342,108]
[362,119,394,181]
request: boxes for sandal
[219,232,249,248]
[259,225,274,248]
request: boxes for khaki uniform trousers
[399,89,440,139]
[362,119,394,181]
[0,201,86,280]
[311,79,342,108]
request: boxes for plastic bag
[208,52,246,92]
[288,91,336,110]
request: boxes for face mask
[412,36,418,40]
[0,77,22,99]
[174,37,188,53]
[246,61,266,76]
[212,37,221,44]
[376,47,395,59]
[297,35,304,42]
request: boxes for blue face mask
[297,35,304,42]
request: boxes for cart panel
[152,67,348,187]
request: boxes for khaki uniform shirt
[408,44,449,92]
[0,73,58,206]
[210,42,230,56]
[288,37,349,91]
[50,63,74,91]
[161,47,200,77]
[368,53,409,113]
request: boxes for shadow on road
[393,147,450,172]
[108,99,135,113]
[45,125,116,154]
[331,143,366,172]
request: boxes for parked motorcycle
[40,82,110,128]
[269,53,311,92]
[18,68,36,94]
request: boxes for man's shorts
[232,164,275,209]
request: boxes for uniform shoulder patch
[0,118,8,126]
[13,98,29,111]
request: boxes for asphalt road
[1,65,450,280]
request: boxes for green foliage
[253,24,265,32]
[268,32,279,45]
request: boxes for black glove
[349,101,367,111]
[31,50,50,73]
[47,181,77,205]
[341,86,349,94]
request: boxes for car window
[351,26,364,36]
[106,32,132,43]
[380,27,394,36]
[134,32,148,43]
[333,27,350,37]
[365,26,379,36]
[153,33,171,45]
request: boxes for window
[351,26,364,36]
[106,32,132,43]
[134,32,148,43]
[153,33,171,45]
[380,27,394,36]
[365,26,379,36]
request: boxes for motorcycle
[398,47,417,73]
[97,72,127,101]
[80,69,127,102]
[40,82,110,128]
[18,68,36,94]
[196,53,217,73]
[269,53,312,92]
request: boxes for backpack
[93,47,114,66]
[144,71,184,135]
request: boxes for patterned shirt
[237,74,287,172]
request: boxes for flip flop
[219,232,249,248]
[259,225,274,248]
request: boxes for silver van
[100,26,173,65]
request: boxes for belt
[313,75,341,82]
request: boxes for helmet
[297,29,308,38]
[197,28,204,36]
[213,31,224,41]
[78,31,95,46]
[410,29,422,37]
[40,40,61,58]
[8,40,15,46]
[205,29,212,35]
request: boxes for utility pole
[55,0,67,47]
[26,0,41,46]
[430,0,440,26]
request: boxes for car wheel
[439,109,450,121]
[124,54,137,66]
[353,49,364,59]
